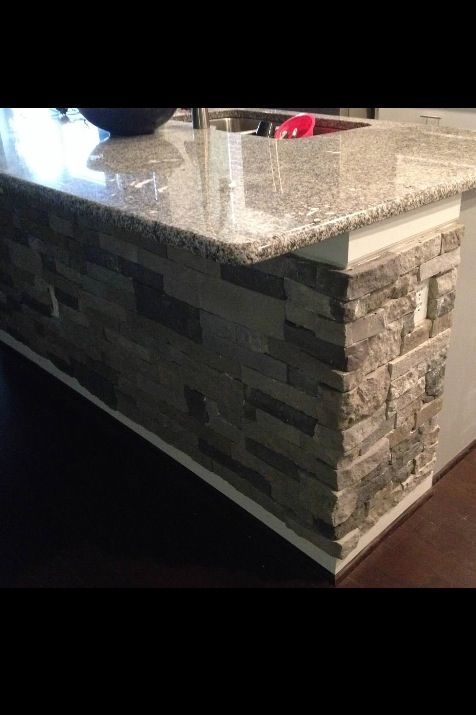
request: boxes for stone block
[426,364,446,397]
[284,278,337,319]
[221,264,285,299]
[389,367,421,401]
[181,363,244,417]
[356,464,394,507]
[427,291,456,320]
[269,337,361,393]
[199,439,271,497]
[298,473,358,527]
[314,405,387,454]
[421,425,440,447]
[429,269,458,299]
[49,214,74,238]
[415,397,444,427]
[285,256,317,288]
[254,409,301,446]
[391,271,419,298]
[415,446,438,471]
[300,432,360,469]
[103,328,153,363]
[286,304,386,347]
[287,366,320,396]
[402,312,415,337]
[441,223,464,253]
[329,438,391,491]
[327,285,393,324]
[358,418,395,455]
[392,230,442,274]
[431,311,453,337]
[86,262,134,292]
[252,255,289,278]
[55,286,79,310]
[362,320,403,374]
[8,241,42,275]
[84,245,121,273]
[389,329,451,379]
[134,282,202,343]
[203,332,286,382]
[55,260,84,285]
[98,232,139,263]
[284,322,368,372]
[384,293,417,324]
[317,366,390,430]
[242,366,319,418]
[136,248,168,274]
[119,257,164,290]
[201,311,268,353]
[419,248,461,282]
[200,277,286,340]
[246,388,317,436]
[401,320,432,355]
[167,246,221,277]
[246,438,300,481]
[315,252,400,301]
[367,483,401,523]
[80,274,135,310]
[395,398,422,428]
[283,514,361,560]
[80,291,127,328]
[71,359,117,408]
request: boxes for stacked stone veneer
[0,186,463,562]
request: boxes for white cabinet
[377,108,476,130]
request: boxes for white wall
[436,188,476,471]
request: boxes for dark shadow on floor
[0,343,333,588]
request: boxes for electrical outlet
[415,280,429,325]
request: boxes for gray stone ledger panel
[0,185,463,561]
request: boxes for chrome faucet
[192,108,210,129]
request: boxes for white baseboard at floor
[0,328,433,576]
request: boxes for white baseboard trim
[0,328,433,576]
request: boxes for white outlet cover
[415,280,429,325]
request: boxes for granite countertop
[1,107,476,265]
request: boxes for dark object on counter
[56,108,69,115]
[256,120,275,138]
[78,108,177,136]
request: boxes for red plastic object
[274,113,316,139]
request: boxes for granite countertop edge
[2,108,476,266]
[2,169,474,267]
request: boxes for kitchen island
[0,107,475,576]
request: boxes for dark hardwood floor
[1,342,475,589]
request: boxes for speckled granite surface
[1,107,476,264]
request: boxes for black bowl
[78,108,177,136]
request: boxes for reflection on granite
[1,107,476,264]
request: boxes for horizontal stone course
[419,248,461,282]
[389,329,451,379]
[390,230,442,274]
[284,322,368,372]
[221,264,286,299]
[0,198,460,562]
[315,253,400,301]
